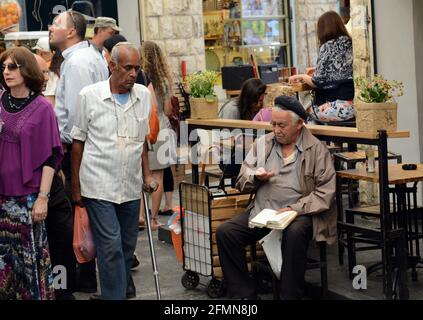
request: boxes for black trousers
[61,149,97,287]
[46,173,76,296]
[216,210,312,300]
[163,166,174,193]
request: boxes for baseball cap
[94,17,122,32]
[32,37,50,52]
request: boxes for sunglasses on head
[67,9,77,28]
[1,63,21,72]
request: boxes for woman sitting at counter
[219,78,266,120]
[289,11,355,123]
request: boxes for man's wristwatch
[38,191,50,200]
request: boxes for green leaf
[205,95,216,102]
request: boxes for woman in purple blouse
[0,47,63,300]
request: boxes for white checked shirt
[71,80,152,204]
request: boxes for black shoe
[89,294,102,300]
[77,280,98,293]
[55,292,76,300]
[126,275,136,299]
[131,254,140,271]
[240,295,260,300]
[158,209,174,216]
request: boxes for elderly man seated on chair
[216,96,337,300]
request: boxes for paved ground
[74,175,423,300]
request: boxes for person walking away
[49,9,107,294]
[139,41,177,230]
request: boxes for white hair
[272,106,301,124]
[111,42,139,63]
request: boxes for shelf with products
[203,0,291,73]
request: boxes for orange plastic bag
[169,206,185,263]
[147,83,160,144]
[73,206,96,263]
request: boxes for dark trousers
[46,173,76,296]
[62,149,97,288]
[163,166,174,193]
[216,210,313,299]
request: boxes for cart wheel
[206,278,224,298]
[181,271,200,289]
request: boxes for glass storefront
[204,0,291,72]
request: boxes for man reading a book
[216,96,336,300]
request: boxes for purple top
[253,107,272,122]
[0,94,63,196]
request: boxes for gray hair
[111,42,139,63]
[272,105,301,124]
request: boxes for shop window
[204,0,292,72]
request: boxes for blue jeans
[84,198,140,300]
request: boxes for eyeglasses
[1,63,21,72]
[67,10,77,28]
[113,94,142,140]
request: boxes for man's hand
[72,191,85,208]
[32,197,48,223]
[143,176,159,193]
[255,167,275,182]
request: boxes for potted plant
[354,75,404,132]
[186,70,219,119]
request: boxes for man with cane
[71,42,158,300]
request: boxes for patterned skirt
[310,100,355,122]
[0,194,55,300]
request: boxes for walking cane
[142,189,162,300]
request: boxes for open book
[249,209,298,230]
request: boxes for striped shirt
[71,80,152,204]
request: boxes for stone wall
[143,0,206,76]
[350,0,372,79]
[294,0,339,73]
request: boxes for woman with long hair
[0,47,63,299]
[219,78,267,120]
[43,48,63,107]
[139,41,176,230]
[289,11,355,122]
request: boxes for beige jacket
[236,127,337,244]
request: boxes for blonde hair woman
[139,41,176,230]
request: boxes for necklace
[8,91,33,111]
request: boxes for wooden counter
[337,164,423,185]
[186,119,410,140]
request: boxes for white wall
[117,0,142,46]
[414,0,423,160]
[373,0,420,163]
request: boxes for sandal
[158,209,174,216]
[151,218,163,231]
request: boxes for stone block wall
[143,0,206,77]
[294,0,339,73]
